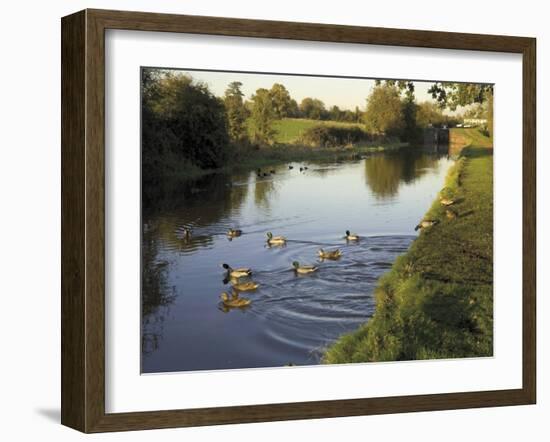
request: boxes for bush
[298,124,371,147]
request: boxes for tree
[141,71,229,179]
[363,83,405,136]
[329,105,342,121]
[300,97,326,120]
[287,99,300,118]
[269,83,292,119]
[416,101,446,128]
[223,81,248,141]
[250,88,276,143]
[429,82,493,135]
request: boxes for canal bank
[324,129,494,363]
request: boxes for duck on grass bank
[440,197,456,206]
[345,230,359,241]
[231,281,260,292]
[414,220,440,231]
[220,292,251,308]
[227,228,243,238]
[266,232,286,246]
[293,261,318,274]
[318,248,343,260]
[222,263,252,278]
[446,209,458,220]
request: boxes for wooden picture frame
[61,8,536,433]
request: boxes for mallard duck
[231,281,260,291]
[345,230,359,241]
[446,209,458,220]
[440,197,455,206]
[292,261,318,274]
[227,228,243,238]
[220,292,251,308]
[318,248,342,260]
[222,263,252,278]
[415,220,439,231]
[266,232,286,245]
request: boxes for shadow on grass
[462,147,493,158]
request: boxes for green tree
[300,97,326,120]
[329,105,342,121]
[269,83,292,119]
[429,82,493,136]
[287,99,300,118]
[223,81,248,141]
[141,70,229,179]
[250,88,276,143]
[363,83,405,136]
[416,101,446,128]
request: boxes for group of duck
[414,196,458,231]
[218,229,359,309]
[181,194,458,310]
[256,165,309,178]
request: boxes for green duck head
[266,232,273,239]
[292,261,300,268]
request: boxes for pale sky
[147,67,461,113]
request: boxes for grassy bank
[324,129,494,363]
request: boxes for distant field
[247,118,364,144]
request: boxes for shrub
[298,124,371,147]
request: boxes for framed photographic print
[61,9,536,433]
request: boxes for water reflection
[364,149,441,199]
[141,149,452,372]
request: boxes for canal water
[141,149,454,373]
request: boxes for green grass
[248,118,365,144]
[324,129,494,363]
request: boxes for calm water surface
[141,149,454,373]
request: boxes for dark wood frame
[61,8,536,433]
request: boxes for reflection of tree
[143,173,250,251]
[141,227,175,355]
[364,150,442,199]
[254,179,276,209]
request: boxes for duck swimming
[222,263,252,278]
[318,248,342,260]
[266,232,286,246]
[292,261,318,274]
[227,228,243,238]
[231,281,260,292]
[220,292,251,308]
[345,230,359,241]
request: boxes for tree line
[141,69,493,180]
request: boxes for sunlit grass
[324,129,494,363]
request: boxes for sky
[148,67,442,112]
